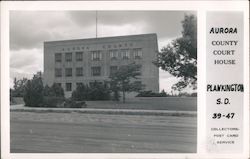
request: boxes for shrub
[159,89,168,97]
[191,92,197,97]
[112,90,120,101]
[136,90,169,97]
[72,81,110,101]
[178,92,197,97]
[44,83,64,97]
[72,83,89,101]
[42,83,65,107]
[43,96,65,107]
[64,98,87,108]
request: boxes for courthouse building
[43,33,159,97]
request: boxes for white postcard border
[1,1,249,159]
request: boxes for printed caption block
[206,12,244,153]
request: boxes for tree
[23,72,44,107]
[160,89,168,97]
[88,81,110,100]
[154,14,197,91]
[12,77,28,97]
[109,63,144,103]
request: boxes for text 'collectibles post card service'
[1,1,249,159]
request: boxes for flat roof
[44,33,157,45]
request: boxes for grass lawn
[11,97,197,111]
[86,97,197,111]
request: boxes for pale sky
[10,11,196,93]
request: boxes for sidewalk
[10,104,196,117]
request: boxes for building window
[76,82,84,87]
[55,53,62,62]
[137,65,142,76]
[110,66,118,76]
[66,83,72,91]
[91,66,101,76]
[76,67,83,76]
[65,68,72,77]
[121,49,130,59]
[65,52,72,62]
[55,68,62,77]
[109,50,118,60]
[91,51,101,61]
[138,66,142,76]
[76,52,83,61]
[55,83,62,87]
[133,48,142,59]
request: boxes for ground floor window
[55,83,62,87]
[76,82,84,87]
[65,83,72,91]
[89,81,103,87]
[91,66,101,76]
[110,66,118,76]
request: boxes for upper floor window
[55,68,62,77]
[109,50,118,60]
[76,52,83,61]
[76,67,83,76]
[121,49,130,59]
[55,53,62,62]
[91,66,101,76]
[91,51,101,61]
[65,52,72,62]
[110,66,118,76]
[133,48,142,59]
[65,68,72,77]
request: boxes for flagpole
[96,10,98,38]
